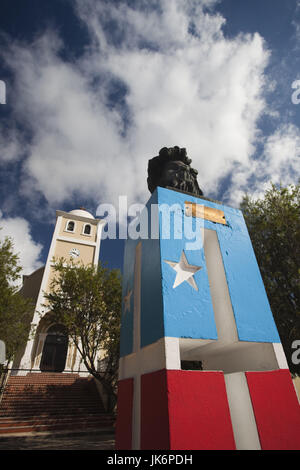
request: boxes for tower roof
[68,208,94,219]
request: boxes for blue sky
[0,0,299,276]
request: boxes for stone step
[4,387,95,392]
[1,396,102,404]
[0,403,103,416]
[3,383,97,390]
[1,393,100,402]
[0,412,113,422]
[0,400,105,408]
[0,374,108,436]
[0,420,114,435]
[1,396,100,403]
[0,408,105,416]
[2,385,99,392]
[6,380,92,384]
[0,409,108,418]
[8,375,79,378]
[0,415,114,428]
[2,391,98,398]
[1,397,102,405]
[7,377,82,384]
[4,382,86,388]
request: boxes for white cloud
[223,123,300,204]
[0,214,43,279]
[258,123,300,187]
[292,0,300,45]
[0,0,299,213]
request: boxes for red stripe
[140,370,170,449]
[246,369,300,450]
[115,378,134,450]
[141,369,236,450]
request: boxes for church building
[12,208,106,376]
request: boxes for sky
[0,0,299,278]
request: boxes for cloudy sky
[0,0,299,276]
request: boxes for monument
[115,147,300,450]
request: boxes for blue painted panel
[157,187,280,343]
[121,191,165,352]
[157,187,218,341]
[216,207,281,343]
[119,236,136,357]
[140,191,165,348]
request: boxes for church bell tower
[17,208,106,374]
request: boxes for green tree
[0,235,34,368]
[240,183,300,375]
[44,259,122,412]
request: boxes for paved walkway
[0,429,115,450]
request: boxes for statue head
[147,146,203,197]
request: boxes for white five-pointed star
[164,251,202,291]
[123,289,132,314]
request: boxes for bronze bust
[147,146,203,196]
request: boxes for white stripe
[224,372,261,450]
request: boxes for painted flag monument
[115,147,300,450]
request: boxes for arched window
[66,220,75,232]
[83,224,91,235]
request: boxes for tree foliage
[240,183,300,375]
[0,234,34,367]
[44,259,122,411]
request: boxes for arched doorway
[40,324,68,372]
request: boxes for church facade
[12,208,106,376]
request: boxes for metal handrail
[0,367,10,405]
